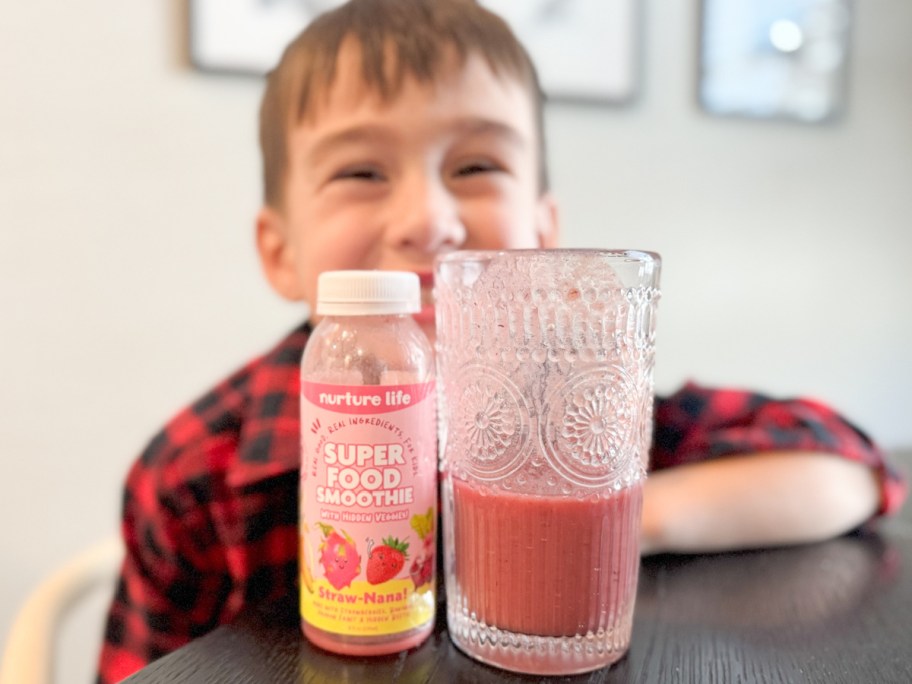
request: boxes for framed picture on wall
[189,0,639,103]
[698,0,851,122]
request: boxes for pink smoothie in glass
[449,477,642,673]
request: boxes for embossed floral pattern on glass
[462,381,515,461]
[561,381,627,466]
[449,366,529,480]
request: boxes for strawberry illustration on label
[366,536,409,585]
[317,523,361,590]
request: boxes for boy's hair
[259,0,548,208]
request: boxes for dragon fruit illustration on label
[317,523,361,590]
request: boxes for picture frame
[188,0,639,104]
[698,0,851,123]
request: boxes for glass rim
[435,248,661,265]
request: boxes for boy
[97,0,905,681]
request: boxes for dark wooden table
[125,488,912,683]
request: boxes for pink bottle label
[300,380,437,637]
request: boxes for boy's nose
[385,174,466,255]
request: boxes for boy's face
[256,40,559,343]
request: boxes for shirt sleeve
[95,433,236,684]
[650,381,907,517]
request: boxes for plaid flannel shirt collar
[226,321,311,489]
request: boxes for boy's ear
[535,192,560,249]
[256,206,304,301]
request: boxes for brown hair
[258,0,548,208]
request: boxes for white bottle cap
[316,270,421,316]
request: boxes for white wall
[549,0,912,443]
[1,1,910,681]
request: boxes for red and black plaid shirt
[96,321,906,683]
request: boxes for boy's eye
[455,161,500,177]
[333,166,385,182]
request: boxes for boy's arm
[97,451,232,684]
[640,451,879,555]
[643,382,907,556]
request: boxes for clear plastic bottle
[299,270,437,655]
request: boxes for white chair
[0,534,123,684]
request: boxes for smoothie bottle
[299,270,437,656]
[435,249,660,675]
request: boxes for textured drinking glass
[436,249,660,675]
